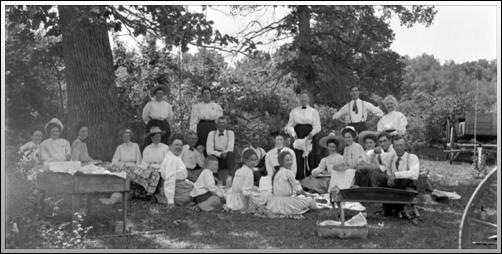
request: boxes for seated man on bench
[369,135,419,217]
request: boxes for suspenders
[348,100,367,123]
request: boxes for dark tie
[219,132,224,136]
[189,147,195,151]
[302,106,307,109]
[352,101,358,114]
[277,148,282,154]
[395,157,401,171]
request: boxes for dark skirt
[144,119,171,149]
[293,124,318,180]
[196,120,217,154]
[348,122,367,134]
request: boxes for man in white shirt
[181,131,205,182]
[206,116,236,183]
[358,131,396,187]
[368,135,420,216]
[265,132,297,177]
[241,133,267,185]
[332,85,384,133]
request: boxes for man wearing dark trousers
[206,116,236,185]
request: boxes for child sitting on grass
[189,156,225,208]
[225,150,258,212]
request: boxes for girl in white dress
[225,150,258,212]
[332,126,367,189]
[265,151,316,215]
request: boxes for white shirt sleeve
[365,101,384,118]
[241,169,254,197]
[395,154,420,180]
[265,151,275,176]
[112,145,121,164]
[289,149,297,176]
[311,109,321,136]
[160,154,177,204]
[225,131,235,153]
[286,109,297,137]
[142,101,152,124]
[332,103,349,120]
[206,131,221,157]
[135,144,142,166]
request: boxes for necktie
[189,147,195,151]
[395,157,401,172]
[352,101,358,114]
[302,106,307,109]
[277,148,282,154]
[219,132,224,136]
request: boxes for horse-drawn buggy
[444,112,497,165]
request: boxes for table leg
[86,194,92,217]
[339,202,345,226]
[122,192,127,233]
[71,194,81,234]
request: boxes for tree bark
[59,5,123,161]
[296,5,316,105]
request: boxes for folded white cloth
[293,138,312,158]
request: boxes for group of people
[20,84,417,217]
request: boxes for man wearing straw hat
[142,84,173,148]
[332,85,384,134]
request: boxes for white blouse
[225,165,255,211]
[311,153,345,175]
[141,143,170,168]
[142,100,173,124]
[377,110,408,135]
[189,102,223,131]
[160,151,189,204]
[286,106,321,138]
[180,144,205,169]
[112,142,142,166]
[40,138,71,163]
[265,146,297,177]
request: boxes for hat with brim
[358,131,380,147]
[44,118,64,134]
[150,84,170,97]
[319,133,345,150]
[197,196,223,212]
[147,126,166,137]
[341,126,359,138]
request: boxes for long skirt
[293,124,318,180]
[144,119,171,149]
[196,120,217,154]
[155,179,194,206]
[266,195,316,215]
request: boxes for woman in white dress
[226,149,258,212]
[112,129,142,167]
[377,95,408,136]
[301,133,345,194]
[265,151,317,215]
[332,126,367,189]
[40,118,71,164]
[142,127,170,169]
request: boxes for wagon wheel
[459,167,498,249]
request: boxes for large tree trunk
[296,5,316,105]
[59,5,123,161]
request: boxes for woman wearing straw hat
[112,129,142,167]
[285,90,321,181]
[40,118,71,163]
[141,126,170,169]
[142,84,173,148]
[189,86,223,155]
[332,126,367,189]
[300,132,345,194]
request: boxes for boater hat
[358,130,380,147]
[150,84,170,97]
[341,126,359,138]
[147,126,166,136]
[319,132,345,150]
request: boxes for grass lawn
[19,156,499,249]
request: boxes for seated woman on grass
[333,126,367,189]
[189,156,225,210]
[301,133,345,194]
[225,149,258,212]
[265,151,317,216]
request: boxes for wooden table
[36,172,130,233]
